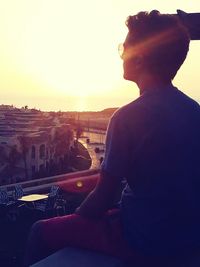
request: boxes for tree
[75,124,83,141]
[18,135,29,180]
[0,145,21,184]
[53,127,74,173]
[7,146,22,181]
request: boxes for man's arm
[76,111,132,220]
[75,170,122,220]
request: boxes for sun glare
[0,1,199,110]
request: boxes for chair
[48,185,66,215]
[33,186,60,217]
[55,195,67,216]
[13,185,24,200]
[49,185,60,197]
[0,188,8,205]
[0,188,15,205]
[34,194,59,218]
[0,188,17,218]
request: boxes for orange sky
[0,1,199,111]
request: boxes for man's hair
[126,10,190,81]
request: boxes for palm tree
[53,127,74,172]
[0,145,21,184]
[7,145,22,182]
[18,135,29,180]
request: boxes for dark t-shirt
[101,84,200,256]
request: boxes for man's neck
[137,73,172,95]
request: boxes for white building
[0,106,74,184]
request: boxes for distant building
[0,106,74,185]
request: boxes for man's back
[108,85,200,256]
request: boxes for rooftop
[0,169,99,267]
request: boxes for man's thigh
[41,210,123,253]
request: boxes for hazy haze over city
[0,0,200,111]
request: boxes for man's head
[121,10,190,83]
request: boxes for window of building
[46,161,49,171]
[39,164,45,172]
[46,148,49,158]
[39,144,45,159]
[31,145,36,159]
[32,165,36,175]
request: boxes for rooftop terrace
[0,169,99,267]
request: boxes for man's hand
[75,170,122,220]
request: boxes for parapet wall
[0,169,99,194]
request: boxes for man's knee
[29,220,46,245]
[25,220,48,266]
[32,219,44,232]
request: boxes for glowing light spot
[76,181,83,188]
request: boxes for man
[26,10,200,265]
[77,9,200,257]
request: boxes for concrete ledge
[0,169,99,194]
[31,247,125,267]
[30,248,200,267]
[23,173,99,195]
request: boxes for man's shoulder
[111,96,147,122]
[176,89,200,108]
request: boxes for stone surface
[31,247,125,267]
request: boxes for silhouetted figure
[25,11,200,266]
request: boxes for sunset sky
[0,1,200,111]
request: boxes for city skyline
[0,1,200,111]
